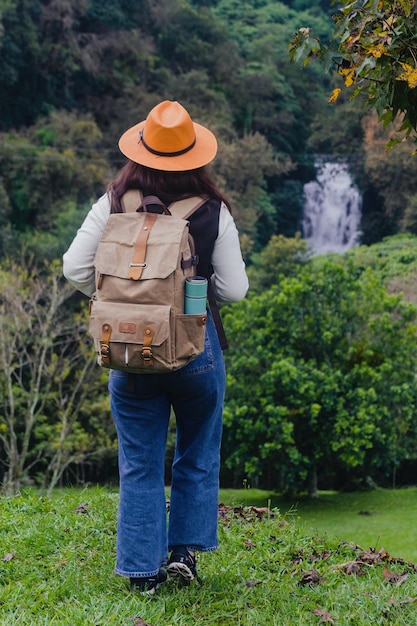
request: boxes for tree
[157,4,235,78]
[0,260,103,495]
[0,0,43,129]
[213,132,293,252]
[222,258,417,494]
[360,112,417,232]
[247,233,310,293]
[215,0,332,153]
[289,0,417,148]
[345,233,417,304]
[0,110,108,247]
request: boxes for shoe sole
[143,580,167,595]
[132,578,166,595]
[167,562,195,583]
[141,586,157,596]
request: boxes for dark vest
[189,197,227,349]
[188,198,221,280]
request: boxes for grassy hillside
[220,487,417,563]
[1,488,416,625]
[344,234,417,303]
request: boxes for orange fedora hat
[118,100,218,171]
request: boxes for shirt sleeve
[62,193,110,297]
[210,202,249,303]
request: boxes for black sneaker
[167,547,197,584]
[130,569,167,595]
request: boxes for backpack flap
[94,213,192,283]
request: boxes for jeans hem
[114,567,160,578]
[168,545,218,553]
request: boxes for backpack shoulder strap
[169,196,207,220]
[208,282,229,350]
[171,195,229,351]
[121,189,143,213]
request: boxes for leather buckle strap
[129,212,157,280]
[181,254,199,270]
[101,323,112,365]
[141,325,155,367]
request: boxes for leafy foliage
[247,232,310,292]
[0,260,113,495]
[0,110,107,256]
[360,113,417,231]
[222,258,417,493]
[289,0,417,148]
[0,0,335,256]
[344,233,417,304]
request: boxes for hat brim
[118,120,218,171]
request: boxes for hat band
[139,129,196,157]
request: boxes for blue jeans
[108,314,226,578]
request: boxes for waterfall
[302,161,362,254]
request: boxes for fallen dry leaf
[299,569,323,587]
[313,608,335,624]
[218,503,274,523]
[360,549,385,564]
[248,506,273,519]
[311,549,332,562]
[346,561,366,576]
[75,502,90,514]
[383,567,409,585]
[129,617,152,626]
[387,597,417,607]
[398,597,417,606]
[246,580,262,588]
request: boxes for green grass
[1,487,417,625]
[219,487,417,564]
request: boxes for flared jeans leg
[167,372,225,551]
[165,315,226,551]
[109,372,170,577]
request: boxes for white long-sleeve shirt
[63,193,249,303]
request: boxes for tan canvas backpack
[88,189,209,373]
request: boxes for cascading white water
[302,161,362,254]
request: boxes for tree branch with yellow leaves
[289,0,417,149]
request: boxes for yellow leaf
[369,44,386,59]
[328,88,342,103]
[396,62,417,89]
[338,68,356,87]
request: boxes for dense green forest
[1,0,417,495]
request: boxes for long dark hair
[107,161,231,213]
[107,160,231,213]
